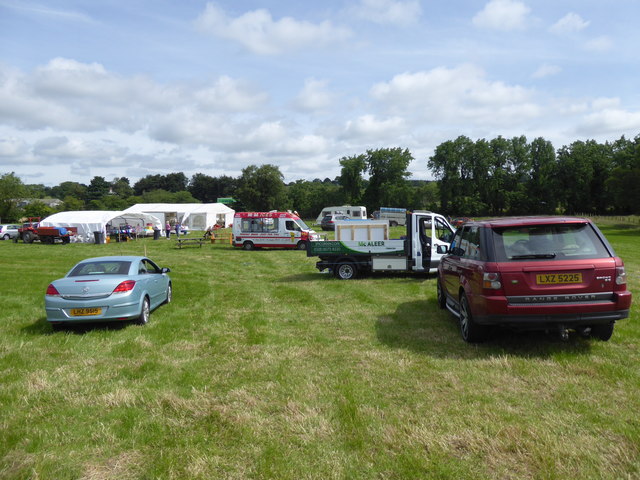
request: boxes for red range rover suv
[437,217,632,342]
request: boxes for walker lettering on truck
[233,212,321,251]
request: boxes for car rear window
[491,223,611,262]
[69,261,131,276]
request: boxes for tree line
[1,134,639,223]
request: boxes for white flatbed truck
[307,211,455,279]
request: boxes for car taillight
[483,272,502,290]
[113,280,136,293]
[616,266,627,285]
[46,284,60,296]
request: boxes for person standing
[165,222,171,239]
[174,222,180,238]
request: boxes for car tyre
[591,322,614,341]
[137,297,150,325]
[390,221,398,227]
[459,293,487,343]
[163,284,172,305]
[436,279,447,309]
[334,261,357,280]
[296,240,307,251]
[242,241,254,251]
[2,234,9,240]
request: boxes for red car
[437,217,632,342]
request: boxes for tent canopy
[124,203,235,230]
[40,210,161,243]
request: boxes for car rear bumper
[475,309,629,327]
[45,297,142,323]
[473,291,631,327]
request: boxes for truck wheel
[334,261,357,280]
[591,322,614,341]
[296,240,308,251]
[459,293,487,343]
[390,221,398,227]
[23,231,34,243]
[242,241,254,251]
[436,279,447,309]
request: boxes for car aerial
[320,214,350,231]
[0,224,20,240]
[437,216,632,343]
[45,256,172,329]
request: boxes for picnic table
[176,237,207,249]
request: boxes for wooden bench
[176,238,207,249]
[210,232,232,244]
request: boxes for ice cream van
[232,211,321,250]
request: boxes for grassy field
[0,224,638,480]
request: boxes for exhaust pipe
[558,325,569,341]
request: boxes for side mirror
[161,267,171,273]
[436,244,449,255]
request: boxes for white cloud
[549,12,590,35]
[342,115,406,142]
[576,99,640,137]
[350,0,422,26]
[472,0,531,31]
[293,79,334,112]
[370,65,539,126]
[532,64,561,79]
[194,76,268,112]
[194,3,352,55]
[585,35,613,53]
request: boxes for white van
[315,206,367,224]
[233,211,321,250]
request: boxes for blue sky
[1,0,640,187]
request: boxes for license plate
[70,307,102,316]
[536,273,583,285]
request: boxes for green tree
[362,147,413,212]
[22,200,54,219]
[63,195,85,211]
[50,182,87,206]
[87,176,111,202]
[527,137,557,214]
[189,174,238,203]
[606,135,640,213]
[287,180,342,219]
[237,164,288,211]
[338,154,366,204]
[132,189,199,204]
[428,136,474,215]
[556,140,612,214]
[0,172,26,221]
[111,177,133,198]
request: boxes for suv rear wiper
[510,253,557,259]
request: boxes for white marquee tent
[123,203,235,230]
[40,210,162,243]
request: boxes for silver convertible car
[45,256,172,328]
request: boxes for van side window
[241,218,278,232]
